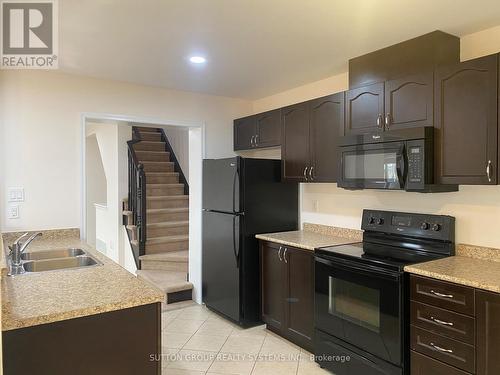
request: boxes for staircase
[123,126,192,304]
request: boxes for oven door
[315,256,402,366]
[338,142,407,190]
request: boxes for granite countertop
[1,231,164,331]
[255,223,362,251]
[404,244,500,293]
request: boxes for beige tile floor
[160,303,331,375]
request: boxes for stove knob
[420,222,430,230]
[368,217,375,224]
[431,223,441,232]
[376,218,384,225]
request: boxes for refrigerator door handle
[233,215,240,268]
[232,163,240,214]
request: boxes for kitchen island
[1,229,164,375]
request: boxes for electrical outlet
[313,200,320,212]
[8,205,19,219]
[8,187,24,202]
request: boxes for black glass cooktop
[315,242,444,272]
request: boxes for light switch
[8,205,19,219]
[8,188,24,202]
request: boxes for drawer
[411,351,471,375]
[411,275,475,316]
[411,325,475,373]
[411,301,475,345]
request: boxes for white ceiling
[59,0,500,99]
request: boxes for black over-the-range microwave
[337,127,458,193]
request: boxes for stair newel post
[136,163,147,256]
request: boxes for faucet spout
[9,232,43,271]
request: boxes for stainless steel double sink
[18,248,103,273]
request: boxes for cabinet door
[435,54,498,185]
[281,102,310,181]
[385,72,433,130]
[260,241,285,330]
[284,246,314,351]
[309,93,344,182]
[233,115,256,151]
[476,290,500,375]
[256,109,281,148]
[345,82,384,134]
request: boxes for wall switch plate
[8,188,24,202]
[8,205,19,219]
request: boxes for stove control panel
[362,209,455,241]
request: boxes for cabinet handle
[487,160,492,182]
[429,342,453,354]
[255,134,259,146]
[303,167,309,182]
[430,290,454,299]
[252,135,256,147]
[278,246,283,262]
[385,113,391,129]
[309,166,314,181]
[430,316,454,326]
[376,114,383,129]
[283,248,288,263]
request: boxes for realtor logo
[1,0,58,69]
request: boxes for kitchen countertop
[1,231,164,331]
[255,223,362,251]
[404,244,500,293]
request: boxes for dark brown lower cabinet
[3,303,161,375]
[410,275,500,375]
[476,290,500,375]
[260,240,314,352]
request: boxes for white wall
[85,122,131,263]
[161,126,190,182]
[85,134,107,247]
[0,70,252,232]
[250,25,500,249]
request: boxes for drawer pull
[430,290,454,299]
[430,342,453,353]
[430,316,454,326]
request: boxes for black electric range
[314,209,455,375]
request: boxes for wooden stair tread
[146,235,188,244]
[136,127,160,132]
[135,141,165,145]
[139,250,188,262]
[147,220,189,228]
[147,207,188,214]
[146,183,183,188]
[147,195,188,201]
[146,172,179,176]
[136,270,193,293]
[141,161,173,165]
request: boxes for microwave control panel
[407,145,423,183]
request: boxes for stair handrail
[126,128,147,266]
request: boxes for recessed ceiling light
[189,56,206,64]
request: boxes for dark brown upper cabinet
[233,110,281,151]
[233,115,256,150]
[282,93,344,182]
[309,93,345,182]
[435,54,498,185]
[281,102,311,181]
[345,82,384,134]
[255,109,282,148]
[384,72,434,130]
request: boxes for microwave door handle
[396,146,407,189]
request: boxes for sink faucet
[9,232,43,273]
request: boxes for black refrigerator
[202,157,298,326]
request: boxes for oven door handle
[315,255,401,281]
